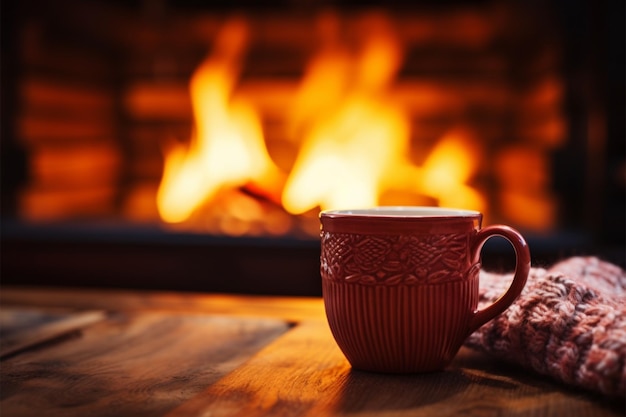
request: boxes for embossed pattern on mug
[321,231,476,285]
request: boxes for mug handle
[468,225,531,334]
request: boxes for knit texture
[465,256,626,398]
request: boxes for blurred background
[1,0,624,295]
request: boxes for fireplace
[1,0,624,295]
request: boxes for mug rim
[320,206,481,219]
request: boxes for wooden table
[1,286,623,417]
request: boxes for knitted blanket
[465,256,626,398]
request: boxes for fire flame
[157,12,486,232]
[157,18,281,223]
[418,129,485,211]
[282,12,411,214]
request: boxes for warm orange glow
[419,129,485,211]
[500,191,555,231]
[286,12,351,141]
[282,12,411,214]
[157,18,281,223]
[157,13,489,232]
[495,145,555,231]
[283,99,410,214]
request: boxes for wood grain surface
[0,308,106,358]
[168,320,624,417]
[1,311,289,417]
[1,287,624,417]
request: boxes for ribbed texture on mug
[323,280,477,373]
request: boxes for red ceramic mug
[320,206,530,373]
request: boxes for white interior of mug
[321,206,481,217]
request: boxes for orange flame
[418,129,486,211]
[157,12,487,231]
[157,18,280,223]
[282,12,412,214]
[281,12,484,215]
